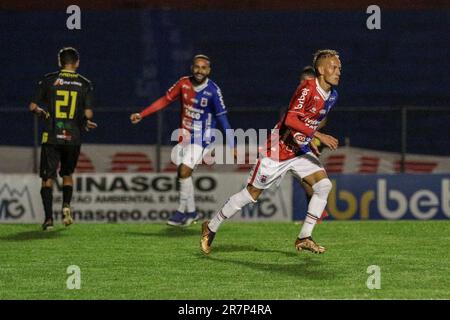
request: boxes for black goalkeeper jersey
[32,69,93,145]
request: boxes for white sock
[299,213,319,239]
[299,179,331,239]
[186,180,196,213]
[208,187,256,232]
[177,177,193,213]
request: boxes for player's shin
[186,186,196,213]
[208,187,257,232]
[62,185,73,207]
[40,187,53,220]
[299,179,332,239]
[177,177,194,213]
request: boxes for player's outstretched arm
[130,95,172,125]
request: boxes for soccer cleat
[295,236,326,254]
[182,211,199,226]
[42,218,54,231]
[200,220,216,255]
[62,206,74,227]
[167,211,187,226]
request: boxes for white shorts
[247,152,325,190]
[172,143,207,169]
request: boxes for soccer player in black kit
[29,47,97,230]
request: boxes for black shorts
[40,144,81,179]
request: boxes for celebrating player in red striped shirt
[201,49,341,254]
[131,55,236,227]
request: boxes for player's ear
[317,65,325,77]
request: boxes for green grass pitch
[0,221,449,299]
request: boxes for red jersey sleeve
[139,78,184,118]
[284,81,315,137]
[165,78,183,102]
[139,95,171,118]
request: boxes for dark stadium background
[0,0,449,156]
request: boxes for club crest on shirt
[200,97,208,107]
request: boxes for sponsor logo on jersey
[304,117,321,129]
[54,78,64,86]
[59,72,78,78]
[53,78,82,87]
[295,88,310,110]
[203,90,213,97]
[293,132,308,146]
[186,106,204,114]
[184,106,203,120]
[57,130,72,141]
[182,118,193,130]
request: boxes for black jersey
[32,69,93,145]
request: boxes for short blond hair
[312,49,339,73]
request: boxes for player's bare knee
[312,178,332,199]
[246,184,262,201]
[177,165,193,179]
[42,179,53,188]
[62,175,73,185]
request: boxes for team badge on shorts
[260,175,267,183]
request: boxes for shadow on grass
[126,226,198,238]
[211,244,299,258]
[203,255,332,279]
[0,228,67,241]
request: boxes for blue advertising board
[293,174,450,220]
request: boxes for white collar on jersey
[193,78,209,92]
[315,78,331,100]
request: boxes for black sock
[62,185,73,207]
[40,187,53,220]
